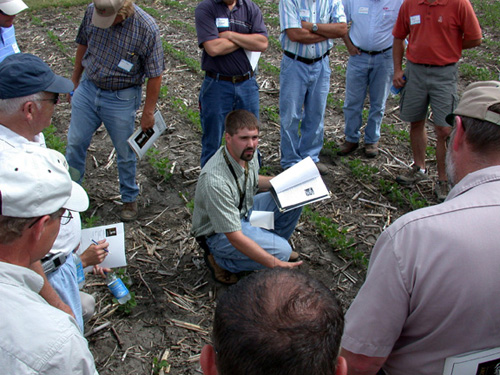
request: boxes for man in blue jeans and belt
[279,0,346,175]
[195,0,268,167]
[66,0,164,221]
[338,0,403,158]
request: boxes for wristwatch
[312,23,318,33]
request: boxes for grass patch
[169,19,196,34]
[162,40,202,76]
[459,63,497,81]
[43,124,66,154]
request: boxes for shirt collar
[447,166,500,201]
[418,0,448,6]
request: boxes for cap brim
[45,75,74,94]
[0,0,28,15]
[63,181,89,212]
[92,12,117,28]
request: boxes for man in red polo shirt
[392,0,481,202]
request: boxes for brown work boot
[315,162,328,176]
[204,254,238,285]
[120,201,138,221]
[364,143,379,158]
[289,251,300,262]
[337,141,358,156]
[396,165,429,185]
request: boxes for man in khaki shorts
[391,0,482,201]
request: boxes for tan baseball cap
[446,81,500,126]
[92,0,126,29]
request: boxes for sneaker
[204,253,238,285]
[396,165,429,185]
[289,251,299,262]
[364,143,379,158]
[337,141,358,156]
[120,201,138,221]
[435,180,449,202]
[315,162,328,176]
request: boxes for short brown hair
[224,109,260,136]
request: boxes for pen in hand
[92,239,109,253]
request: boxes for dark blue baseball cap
[0,53,74,99]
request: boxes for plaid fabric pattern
[76,4,164,90]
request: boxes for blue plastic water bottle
[106,271,131,304]
[390,75,406,95]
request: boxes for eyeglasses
[34,93,60,105]
[28,209,73,228]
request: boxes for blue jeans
[47,255,84,332]
[199,75,260,167]
[279,55,331,169]
[206,192,302,273]
[66,76,141,203]
[343,50,393,144]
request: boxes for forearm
[340,348,387,375]
[392,38,405,73]
[285,28,327,45]
[302,21,347,39]
[258,175,273,191]
[342,33,360,55]
[203,38,240,57]
[225,231,287,268]
[462,38,481,49]
[29,261,75,318]
[140,75,162,130]
[219,32,268,52]
[71,44,87,87]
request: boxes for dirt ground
[14,1,499,373]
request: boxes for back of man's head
[211,268,344,375]
[446,81,500,155]
[224,109,260,136]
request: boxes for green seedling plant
[43,124,66,154]
[111,268,137,315]
[147,148,173,182]
[171,97,201,130]
[263,105,280,124]
[378,179,428,210]
[345,158,379,183]
[381,123,410,143]
[82,214,100,229]
[259,60,280,76]
[152,357,170,375]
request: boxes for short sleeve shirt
[0,25,20,63]
[195,0,268,76]
[76,4,165,90]
[392,0,482,65]
[342,166,500,375]
[191,146,259,238]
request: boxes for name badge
[216,18,229,27]
[410,15,421,25]
[12,43,20,53]
[299,9,310,19]
[118,59,134,72]
[358,7,369,14]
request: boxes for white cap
[0,147,89,218]
[92,0,126,28]
[0,0,28,16]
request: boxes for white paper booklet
[270,156,330,212]
[127,110,167,159]
[442,347,500,375]
[80,222,127,271]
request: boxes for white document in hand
[270,156,330,212]
[127,110,167,159]
[80,223,127,272]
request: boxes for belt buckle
[232,75,237,83]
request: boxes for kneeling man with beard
[191,110,303,284]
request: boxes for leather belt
[284,50,330,65]
[415,62,456,68]
[358,46,392,55]
[205,70,254,83]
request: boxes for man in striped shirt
[279,0,347,175]
[0,0,27,62]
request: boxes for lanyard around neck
[223,147,248,211]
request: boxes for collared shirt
[191,146,259,238]
[279,0,346,59]
[0,262,98,374]
[392,0,482,66]
[195,0,268,76]
[76,4,164,90]
[342,166,500,374]
[0,25,20,63]
[343,0,402,51]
